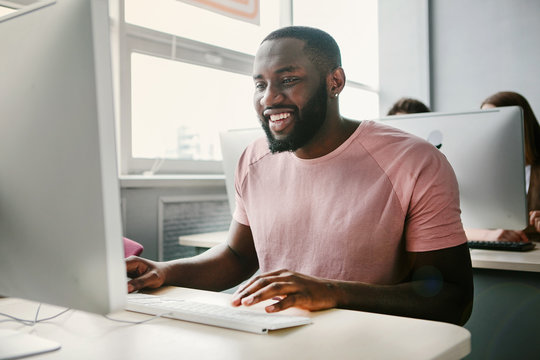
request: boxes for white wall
[378,0,430,115]
[430,0,540,114]
[380,0,540,115]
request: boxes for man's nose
[260,84,284,107]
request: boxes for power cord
[0,301,169,326]
[104,312,172,325]
[0,303,71,326]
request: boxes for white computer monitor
[0,0,125,318]
[379,106,528,230]
[220,128,265,215]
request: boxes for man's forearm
[164,243,258,292]
[330,279,472,325]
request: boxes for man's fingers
[265,294,303,312]
[127,270,161,293]
[240,281,298,306]
[234,269,289,295]
[125,256,148,276]
[233,276,277,304]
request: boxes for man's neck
[294,117,359,159]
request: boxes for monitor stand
[0,329,60,359]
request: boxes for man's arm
[231,243,473,325]
[126,220,259,293]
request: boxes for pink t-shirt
[233,121,466,285]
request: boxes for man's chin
[269,131,290,142]
[268,135,301,153]
[261,122,300,153]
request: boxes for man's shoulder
[356,121,457,192]
[241,136,271,165]
[359,120,441,160]
[235,136,273,179]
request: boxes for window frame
[114,0,379,176]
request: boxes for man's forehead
[253,38,310,73]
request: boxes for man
[127,26,473,325]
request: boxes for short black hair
[262,26,341,74]
[482,91,540,165]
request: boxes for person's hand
[231,269,339,313]
[496,229,529,242]
[126,256,168,293]
[530,211,540,232]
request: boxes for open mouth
[268,112,293,133]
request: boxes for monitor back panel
[0,0,126,313]
[379,107,527,230]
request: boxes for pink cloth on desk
[123,237,144,257]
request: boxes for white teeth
[269,113,291,121]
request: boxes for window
[124,0,280,56]
[118,0,379,175]
[130,53,254,161]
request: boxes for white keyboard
[125,293,312,334]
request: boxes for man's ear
[327,67,346,98]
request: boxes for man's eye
[282,77,297,84]
[254,82,266,90]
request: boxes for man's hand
[126,256,168,293]
[231,269,340,313]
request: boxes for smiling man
[126,26,473,325]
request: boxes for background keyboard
[467,240,536,251]
[126,293,312,334]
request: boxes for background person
[387,97,431,115]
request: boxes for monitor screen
[220,128,265,215]
[0,0,126,315]
[379,107,528,230]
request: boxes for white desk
[0,286,470,360]
[470,247,540,272]
[177,233,540,359]
[179,231,227,248]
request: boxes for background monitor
[379,106,528,230]
[220,108,528,231]
[220,128,265,215]
[0,0,126,318]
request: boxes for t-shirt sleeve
[405,147,468,252]
[232,150,250,226]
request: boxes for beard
[260,83,328,153]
